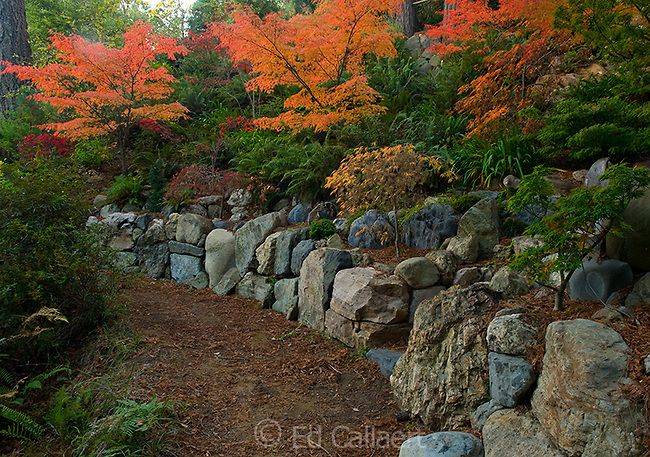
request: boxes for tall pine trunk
[0,0,31,114]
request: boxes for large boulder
[457,197,499,258]
[255,232,282,275]
[410,286,446,323]
[274,227,309,277]
[348,210,394,249]
[399,432,483,457]
[400,204,458,249]
[489,267,529,298]
[287,203,310,224]
[567,259,633,302]
[483,410,565,457]
[235,212,284,274]
[138,243,169,278]
[395,257,440,289]
[330,267,410,324]
[425,250,459,286]
[204,229,235,288]
[625,272,650,306]
[170,253,203,284]
[272,277,299,318]
[531,319,646,456]
[366,349,403,378]
[168,241,204,257]
[488,352,535,408]
[297,248,353,330]
[391,284,496,429]
[213,267,241,295]
[290,239,316,276]
[606,188,650,271]
[175,213,213,245]
[446,235,479,262]
[236,272,274,307]
[486,313,537,356]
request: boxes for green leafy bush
[309,219,337,240]
[0,160,113,357]
[73,138,109,169]
[508,164,650,310]
[107,175,144,205]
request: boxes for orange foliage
[212,0,401,132]
[2,21,188,143]
[427,0,575,137]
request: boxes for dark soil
[103,278,424,456]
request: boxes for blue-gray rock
[625,273,650,307]
[399,432,483,457]
[307,201,337,222]
[272,278,299,315]
[568,259,633,302]
[168,240,205,257]
[236,272,275,307]
[212,219,229,229]
[366,348,403,378]
[274,228,309,277]
[584,157,610,188]
[488,352,535,408]
[401,204,458,249]
[297,248,353,330]
[235,212,285,274]
[333,218,350,237]
[213,267,241,295]
[135,214,153,231]
[187,271,209,289]
[470,400,503,431]
[291,239,316,276]
[170,253,203,284]
[348,210,394,249]
[138,243,169,279]
[113,251,138,272]
[288,203,310,224]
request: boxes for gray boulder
[425,250,459,286]
[483,409,565,457]
[205,229,235,288]
[330,267,410,324]
[470,400,503,431]
[606,188,650,270]
[395,257,440,289]
[366,348,403,378]
[348,210,394,249]
[531,319,646,456]
[486,314,537,356]
[272,278,299,317]
[255,232,282,275]
[625,272,650,306]
[287,203,310,224]
[457,198,499,258]
[274,228,309,277]
[168,241,204,257]
[113,251,138,273]
[236,272,274,307]
[391,284,496,429]
[235,212,284,274]
[489,267,529,298]
[138,243,169,279]
[584,157,610,188]
[453,267,484,288]
[488,352,535,408]
[399,432,483,457]
[227,188,252,207]
[170,253,203,284]
[213,267,241,295]
[447,235,479,262]
[410,286,446,323]
[400,204,458,249]
[291,239,316,276]
[297,248,353,330]
[175,213,213,245]
[567,259,633,302]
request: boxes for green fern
[0,403,44,440]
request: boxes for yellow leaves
[325,144,452,215]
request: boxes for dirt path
[117,278,419,456]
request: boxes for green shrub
[73,139,109,169]
[107,175,144,205]
[309,219,337,240]
[435,193,483,214]
[0,160,113,357]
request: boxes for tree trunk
[0,0,31,114]
[398,0,418,37]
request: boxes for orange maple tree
[427,0,575,137]
[2,21,189,166]
[212,0,401,132]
